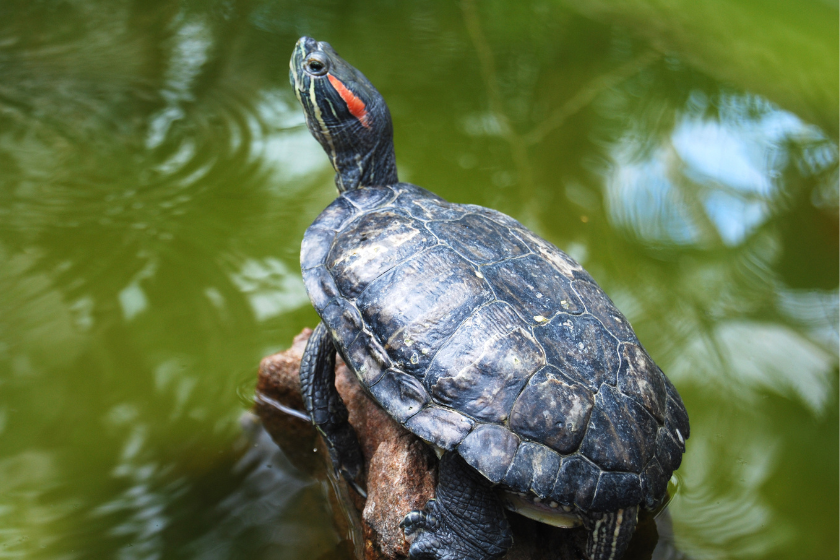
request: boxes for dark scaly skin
[299,322,366,495]
[290,36,690,560]
[401,453,513,560]
[581,507,639,560]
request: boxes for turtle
[289,36,689,560]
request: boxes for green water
[0,1,837,558]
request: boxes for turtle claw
[400,508,434,542]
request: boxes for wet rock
[256,329,628,560]
[256,329,437,559]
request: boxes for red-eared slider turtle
[290,37,689,560]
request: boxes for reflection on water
[606,92,836,248]
[675,432,785,558]
[230,257,308,321]
[0,0,836,559]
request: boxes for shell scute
[655,426,683,473]
[429,214,529,264]
[591,471,643,512]
[572,279,636,341]
[356,246,494,376]
[458,424,520,484]
[617,343,667,423]
[503,442,562,499]
[534,314,621,389]
[406,406,474,451]
[328,211,436,298]
[392,182,446,203]
[551,455,600,509]
[301,226,335,271]
[302,266,338,313]
[483,254,585,324]
[426,302,543,423]
[579,385,658,473]
[640,456,668,510]
[320,298,363,352]
[369,367,430,423]
[346,330,390,386]
[513,229,583,280]
[509,365,594,454]
[313,196,358,231]
[462,204,527,230]
[341,185,396,210]
[401,195,466,222]
[663,373,690,439]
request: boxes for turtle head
[290,37,398,192]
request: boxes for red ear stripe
[327,74,371,128]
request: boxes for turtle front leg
[580,506,639,560]
[300,322,366,496]
[401,452,512,560]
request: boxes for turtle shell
[301,183,689,513]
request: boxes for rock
[363,433,437,558]
[256,329,437,559]
[255,329,662,559]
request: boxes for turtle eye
[304,53,329,76]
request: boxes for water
[0,1,836,558]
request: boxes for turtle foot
[401,499,508,560]
[400,452,512,560]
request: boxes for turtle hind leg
[580,506,639,560]
[401,452,512,560]
[300,322,366,496]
